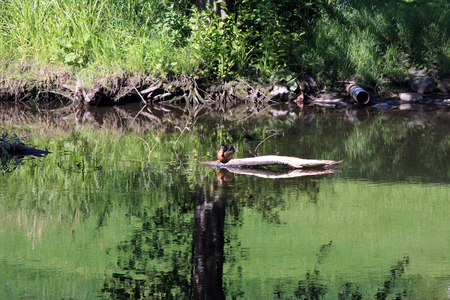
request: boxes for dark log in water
[0,143,51,157]
[201,155,342,169]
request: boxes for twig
[87,151,102,166]
[133,84,147,105]
[86,151,103,174]
[87,151,99,159]
[130,103,148,127]
[138,136,158,168]
[247,187,253,199]
[174,123,191,146]
[254,130,281,156]
[174,150,188,174]
[137,136,159,195]
[238,102,277,123]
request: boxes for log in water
[200,155,342,169]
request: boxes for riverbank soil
[1,66,449,109]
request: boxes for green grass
[1,0,450,92]
[0,0,195,77]
[302,0,450,89]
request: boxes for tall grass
[0,0,195,75]
[301,0,450,87]
[1,0,449,86]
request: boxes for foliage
[190,0,333,79]
[175,0,450,84]
[190,8,246,79]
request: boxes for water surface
[1,103,450,299]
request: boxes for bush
[190,0,333,79]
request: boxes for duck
[217,144,236,163]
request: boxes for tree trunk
[195,0,234,18]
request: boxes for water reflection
[216,167,339,179]
[345,108,370,122]
[216,169,234,187]
[3,97,450,298]
[193,187,226,300]
[1,93,449,134]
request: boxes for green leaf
[64,53,77,63]
[52,48,65,55]
[271,68,294,82]
[83,34,90,43]
[56,38,72,49]
[287,79,298,92]
[71,41,82,50]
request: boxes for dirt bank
[1,68,449,109]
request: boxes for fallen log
[200,155,342,169]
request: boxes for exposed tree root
[1,70,301,106]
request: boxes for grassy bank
[301,0,450,89]
[1,0,449,95]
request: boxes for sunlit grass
[0,0,195,76]
[1,0,449,86]
[302,0,450,88]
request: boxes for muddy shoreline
[2,70,449,105]
[1,73,288,105]
[1,72,450,129]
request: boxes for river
[1,99,450,299]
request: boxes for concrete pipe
[347,84,370,104]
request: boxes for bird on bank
[217,144,236,163]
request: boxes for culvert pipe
[347,84,370,104]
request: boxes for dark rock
[437,78,450,93]
[408,67,427,77]
[410,75,436,94]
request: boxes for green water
[1,107,450,299]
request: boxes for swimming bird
[217,144,236,163]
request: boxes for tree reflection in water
[193,187,227,300]
[101,170,410,299]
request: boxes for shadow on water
[0,133,51,173]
